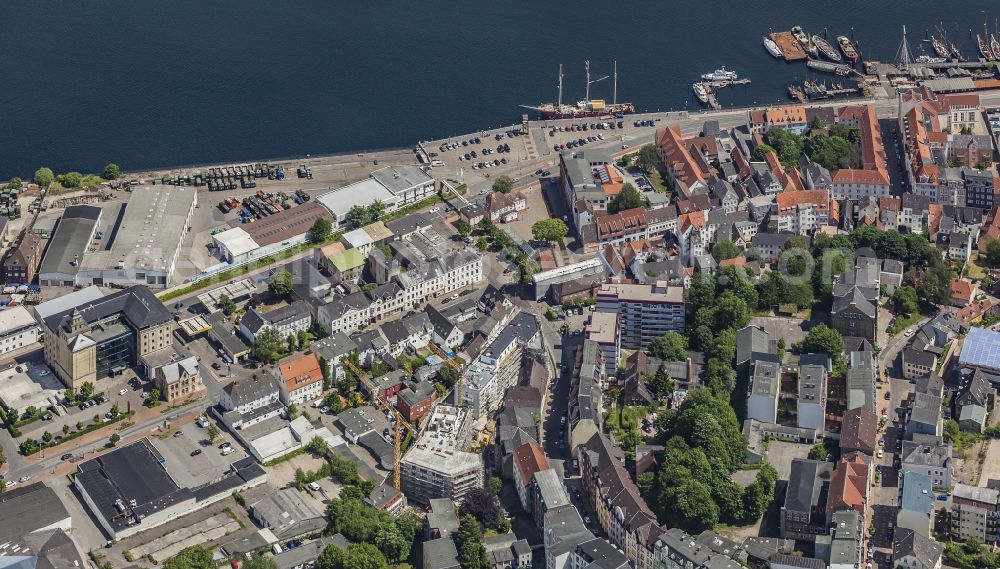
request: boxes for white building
[213,227,260,264]
[772,190,830,235]
[219,373,281,427]
[400,405,483,505]
[463,311,541,418]
[747,360,780,424]
[0,306,40,356]
[317,165,436,227]
[239,301,312,344]
[595,282,685,350]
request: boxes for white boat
[915,55,946,64]
[763,36,782,58]
[692,83,709,103]
[700,67,737,81]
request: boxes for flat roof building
[76,186,197,288]
[400,404,482,505]
[317,165,437,227]
[38,205,103,287]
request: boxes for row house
[771,190,830,235]
[595,208,648,248]
[676,211,707,262]
[830,106,891,201]
[748,105,808,134]
[578,432,663,569]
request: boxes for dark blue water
[0,0,995,179]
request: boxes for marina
[770,31,808,61]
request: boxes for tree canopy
[459,487,502,530]
[607,183,646,214]
[492,175,513,194]
[102,163,121,180]
[268,268,293,296]
[711,240,740,262]
[455,515,489,569]
[636,144,660,175]
[892,285,919,315]
[648,331,688,362]
[801,324,844,357]
[986,239,1000,268]
[326,498,418,563]
[531,219,569,243]
[310,217,333,243]
[33,167,54,188]
[251,328,285,364]
[56,172,82,188]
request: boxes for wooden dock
[771,32,807,61]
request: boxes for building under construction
[399,404,483,506]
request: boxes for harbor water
[0,0,996,179]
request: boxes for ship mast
[895,25,913,70]
[558,64,564,108]
[585,60,591,102]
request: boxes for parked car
[119,388,128,396]
[191,449,203,457]
[61,453,73,461]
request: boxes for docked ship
[701,67,737,81]
[978,33,995,60]
[837,36,859,64]
[522,61,634,119]
[807,59,852,76]
[692,83,709,104]
[791,26,818,56]
[930,35,950,59]
[812,34,842,62]
[763,36,783,58]
[950,42,964,61]
[916,55,947,64]
[992,34,1000,60]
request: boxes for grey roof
[383,213,434,237]
[952,482,1000,503]
[750,232,797,248]
[899,471,933,515]
[574,537,630,569]
[43,285,171,334]
[832,286,877,319]
[241,301,310,334]
[915,372,945,398]
[0,484,71,544]
[959,404,987,426]
[335,406,380,441]
[771,554,825,569]
[366,483,403,510]
[797,363,826,403]
[370,164,434,195]
[423,537,461,569]
[206,312,251,357]
[533,468,570,510]
[903,348,937,370]
[909,392,942,427]
[846,350,875,412]
[273,535,350,569]
[750,360,780,398]
[892,528,942,569]
[38,205,102,278]
[310,331,359,361]
[250,487,326,540]
[959,327,1000,371]
[74,439,192,533]
[223,373,279,408]
[901,441,950,468]
[784,459,832,514]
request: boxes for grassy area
[890,311,923,336]
[967,253,988,280]
[605,406,647,439]
[647,169,670,194]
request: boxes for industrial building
[41,285,175,389]
[0,305,40,356]
[73,438,266,539]
[316,165,436,227]
[37,204,103,287]
[400,405,483,505]
[76,185,197,288]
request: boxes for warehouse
[317,165,437,227]
[76,185,197,288]
[37,205,103,287]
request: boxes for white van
[308,482,321,492]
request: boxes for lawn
[967,253,988,280]
[647,170,670,194]
[606,405,648,439]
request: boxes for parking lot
[149,421,247,488]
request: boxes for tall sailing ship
[521,61,634,119]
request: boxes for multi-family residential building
[892,528,943,569]
[655,124,708,197]
[219,373,282,428]
[239,301,312,344]
[900,441,952,489]
[772,190,830,235]
[748,106,808,134]
[595,282,684,350]
[845,349,877,413]
[897,471,934,537]
[830,106,890,200]
[463,311,541,418]
[400,405,483,505]
[274,351,324,405]
[512,443,549,514]
[781,459,833,541]
[2,232,44,285]
[797,355,829,433]
[951,483,1000,544]
[584,311,619,376]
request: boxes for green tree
[531,218,569,244]
[319,356,332,389]
[893,285,919,315]
[985,239,1000,267]
[218,293,236,316]
[455,515,489,569]
[310,217,333,243]
[491,175,513,194]
[346,205,373,228]
[439,364,459,388]
[801,324,843,357]
[649,331,688,361]
[79,381,95,400]
[752,143,776,160]
[342,543,389,569]
[163,545,214,569]
[636,144,660,174]
[33,167,54,188]
[149,389,161,405]
[488,476,503,495]
[317,545,344,569]
[287,335,297,353]
[808,443,828,460]
[56,172,82,188]
[267,268,293,296]
[252,327,285,364]
[809,115,825,131]
[367,200,386,221]
[109,433,121,446]
[741,462,777,522]
[102,163,121,180]
[41,431,52,443]
[297,329,309,350]
[608,183,645,214]
[456,219,472,238]
[711,240,740,262]
[206,424,220,443]
[648,364,677,397]
[62,424,70,435]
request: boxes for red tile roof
[276,352,323,393]
[827,454,868,514]
[513,443,549,489]
[656,124,706,189]
[775,189,830,211]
